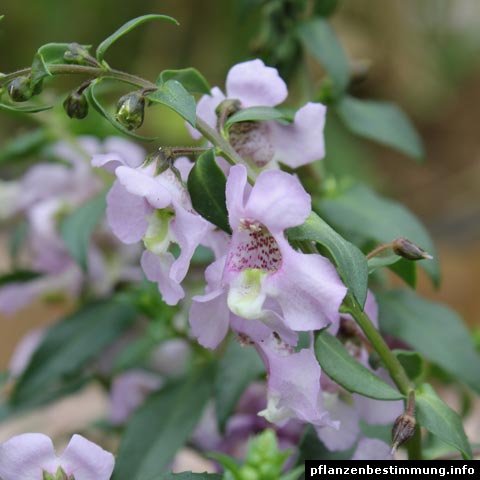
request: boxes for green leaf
[287,212,368,308]
[336,96,425,161]
[224,106,292,127]
[378,289,480,394]
[188,149,230,233]
[416,383,472,459]
[30,53,50,88]
[140,473,222,480]
[96,14,178,64]
[59,193,106,271]
[389,258,417,288]
[113,366,214,480]
[0,129,51,166]
[0,103,52,113]
[367,252,400,273]
[315,330,404,400]
[147,80,196,126]
[156,68,211,94]
[297,18,349,91]
[85,80,155,141]
[313,0,339,17]
[318,184,440,286]
[37,43,90,64]
[215,340,264,431]
[12,300,136,404]
[0,270,41,287]
[393,350,424,382]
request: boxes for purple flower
[93,152,210,305]
[352,438,392,460]
[188,59,327,168]
[109,370,162,425]
[189,165,347,348]
[0,433,114,480]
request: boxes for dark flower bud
[391,412,416,454]
[116,92,145,130]
[63,91,88,119]
[7,76,33,102]
[63,43,93,65]
[393,238,433,261]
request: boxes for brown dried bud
[391,412,416,454]
[393,238,433,261]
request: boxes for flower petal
[115,166,172,209]
[225,164,249,229]
[141,250,185,305]
[244,169,311,232]
[352,438,392,460]
[269,102,327,168]
[0,433,59,480]
[187,86,225,140]
[226,59,287,107]
[316,394,360,451]
[59,434,115,480]
[169,205,209,282]
[258,341,333,428]
[265,237,347,331]
[189,288,230,349]
[109,371,162,425]
[106,180,152,244]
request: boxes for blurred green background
[1,0,480,366]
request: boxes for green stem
[0,63,257,180]
[343,294,412,396]
[343,294,422,460]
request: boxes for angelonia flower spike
[0,8,471,478]
[0,434,115,480]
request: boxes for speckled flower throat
[228,218,282,273]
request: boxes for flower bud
[393,237,433,261]
[391,412,416,454]
[42,466,75,480]
[63,91,88,119]
[116,92,145,130]
[7,76,33,102]
[63,43,93,65]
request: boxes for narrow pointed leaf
[318,184,439,286]
[215,340,264,431]
[336,96,425,161]
[12,300,136,405]
[315,330,404,400]
[96,14,178,64]
[188,149,230,233]
[297,18,349,91]
[59,193,106,271]
[147,80,196,126]
[288,212,368,308]
[85,81,155,141]
[416,383,472,459]
[156,68,211,94]
[225,106,293,127]
[0,103,52,113]
[114,366,214,480]
[378,289,480,393]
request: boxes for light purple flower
[188,59,327,168]
[0,433,114,480]
[352,438,392,460]
[109,370,162,425]
[93,153,210,305]
[189,165,347,348]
